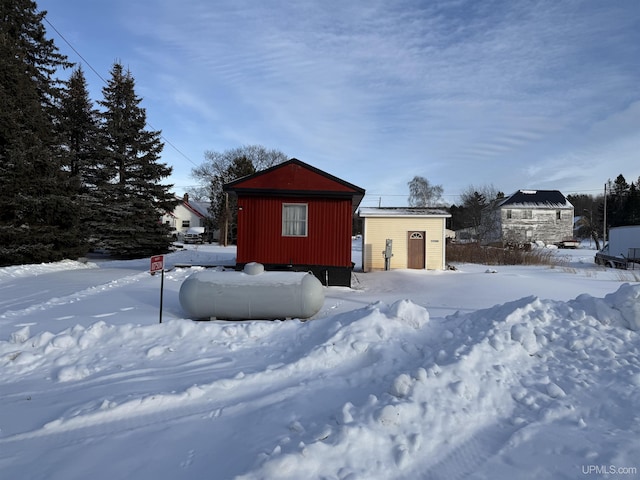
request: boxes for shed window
[556,210,561,220]
[282,203,307,236]
[182,220,190,228]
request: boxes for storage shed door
[408,231,425,269]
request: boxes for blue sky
[40,0,640,207]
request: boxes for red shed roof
[223,158,365,210]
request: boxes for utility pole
[603,183,607,246]
[223,192,229,247]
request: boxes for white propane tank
[179,262,325,320]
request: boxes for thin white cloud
[40,0,640,201]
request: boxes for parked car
[556,238,580,249]
[183,227,205,244]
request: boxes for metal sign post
[150,255,165,323]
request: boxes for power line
[42,15,200,169]
[43,17,108,85]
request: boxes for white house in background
[484,190,574,246]
[358,207,451,271]
[162,194,210,236]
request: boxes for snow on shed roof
[359,207,451,218]
[498,190,573,209]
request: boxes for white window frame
[282,203,308,237]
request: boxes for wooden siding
[500,207,573,244]
[236,196,353,267]
[161,203,205,233]
[362,217,446,271]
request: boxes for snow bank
[1,282,639,479]
[604,283,640,331]
[0,259,96,283]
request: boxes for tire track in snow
[0,359,343,446]
[0,318,389,445]
[0,269,150,321]
[418,423,524,480]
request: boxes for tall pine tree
[95,63,177,258]
[0,0,83,265]
[57,67,100,186]
[607,174,630,228]
[56,66,101,253]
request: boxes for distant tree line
[0,1,176,266]
[445,175,640,248]
[570,174,640,248]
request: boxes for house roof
[223,158,365,210]
[359,207,451,218]
[173,195,209,218]
[186,200,210,218]
[498,190,573,209]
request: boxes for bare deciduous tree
[407,176,443,207]
[190,145,288,242]
[190,145,287,201]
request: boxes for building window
[182,220,190,228]
[523,209,532,219]
[506,209,512,219]
[282,203,307,236]
[556,210,561,220]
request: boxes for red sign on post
[150,255,164,274]
[150,255,166,323]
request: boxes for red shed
[223,158,365,286]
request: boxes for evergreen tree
[57,67,100,184]
[623,181,640,225]
[95,63,177,258]
[56,66,101,252]
[456,184,503,243]
[607,174,630,228]
[0,0,82,265]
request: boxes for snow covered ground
[1,242,639,479]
